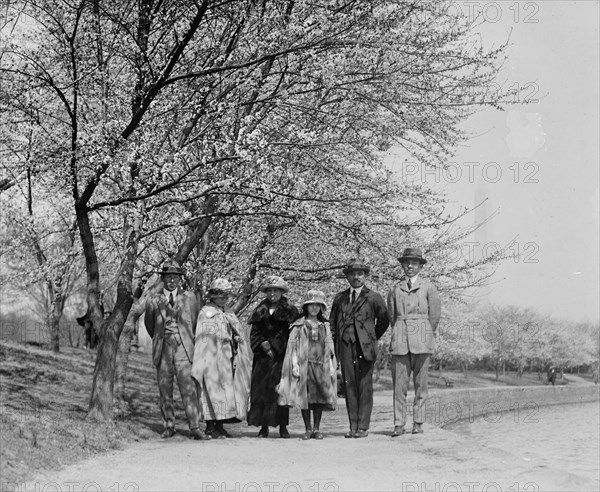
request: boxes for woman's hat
[157,260,185,275]
[207,278,233,297]
[398,248,427,264]
[260,275,289,293]
[342,257,370,275]
[302,289,327,312]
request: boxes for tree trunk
[114,295,148,404]
[88,214,141,420]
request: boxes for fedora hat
[207,278,233,297]
[342,257,370,275]
[157,260,185,276]
[302,289,327,312]
[260,275,289,293]
[398,248,427,264]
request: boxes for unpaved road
[21,392,598,492]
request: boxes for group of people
[143,247,441,441]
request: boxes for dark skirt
[247,353,289,427]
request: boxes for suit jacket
[144,290,199,366]
[330,286,389,362]
[387,276,441,355]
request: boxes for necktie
[351,290,356,304]
[169,292,175,307]
[407,279,412,290]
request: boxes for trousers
[339,340,374,431]
[391,353,430,426]
[157,335,201,431]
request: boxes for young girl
[277,289,337,440]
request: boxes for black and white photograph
[1,1,598,491]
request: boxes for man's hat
[398,248,427,264]
[302,289,327,312]
[260,275,289,293]
[207,278,233,297]
[157,260,185,276]
[342,258,370,275]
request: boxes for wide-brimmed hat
[157,260,185,276]
[342,258,370,275]
[302,289,327,312]
[260,275,289,293]
[207,278,233,297]
[398,248,427,264]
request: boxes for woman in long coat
[191,278,251,438]
[248,276,299,438]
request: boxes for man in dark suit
[387,248,441,436]
[144,260,209,440]
[330,258,389,438]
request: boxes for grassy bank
[0,341,161,486]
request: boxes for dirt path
[21,392,598,492]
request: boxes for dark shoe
[412,423,424,434]
[191,428,212,441]
[218,428,231,438]
[258,427,269,438]
[391,426,405,437]
[279,426,290,439]
[312,431,324,440]
[354,429,368,438]
[302,430,312,441]
[161,427,176,439]
[344,430,357,438]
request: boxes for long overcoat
[144,290,199,366]
[386,277,441,355]
[276,317,337,411]
[191,304,251,422]
[329,287,389,362]
[247,297,299,427]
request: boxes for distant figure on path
[277,289,337,440]
[144,261,209,440]
[387,248,441,436]
[547,367,557,386]
[248,276,299,438]
[330,258,389,439]
[192,278,251,439]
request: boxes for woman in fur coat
[248,276,299,438]
[277,290,337,440]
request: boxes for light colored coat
[277,317,337,411]
[191,304,251,421]
[144,290,199,366]
[387,277,441,355]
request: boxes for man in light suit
[330,258,389,438]
[387,248,441,436]
[144,260,209,440]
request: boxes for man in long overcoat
[330,258,389,438]
[144,261,208,440]
[387,248,441,436]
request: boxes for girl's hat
[302,289,327,312]
[207,278,233,297]
[260,275,289,293]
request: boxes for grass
[0,340,162,486]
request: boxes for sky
[387,1,599,323]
